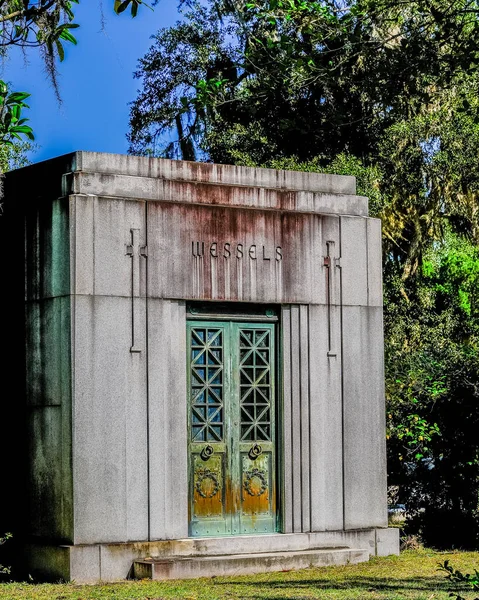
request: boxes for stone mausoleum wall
[0,152,398,582]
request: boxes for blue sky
[1,1,180,164]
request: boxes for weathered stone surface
[72,295,148,544]
[340,216,368,306]
[69,546,101,583]
[282,304,343,534]
[68,171,368,215]
[24,197,70,301]
[27,407,71,540]
[376,527,400,556]
[2,152,396,584]
[26,529,393,582]
[74,151,357,195]
[26,297,71,408]
[134,548,369,580]
[71,195,146,298]
[147,203,321,303]
[342,306,388,529]
[147,298,188,541]
[367,218,383,307]
[5,150,361,206]
[23,544,71,583]
[308,304,344,532]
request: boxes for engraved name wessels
[192,242,283,261]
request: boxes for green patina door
[187,320,277,537]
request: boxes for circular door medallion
[195,469,220,498]
[244,468,268,497]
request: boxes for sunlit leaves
[0,82,34,144]
[114,0,153,17]
[440,559,479,600]
[391,413,441,461]
[0,1,80,54]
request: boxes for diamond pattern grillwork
[190,328,224,442]
[239,329,272,441]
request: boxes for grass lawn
[0,550,478,600]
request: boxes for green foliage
[0,1,81,74]
[392,414,441,462]
[114,0,153,17]
[0,82,34,144]
[0,533,12,577]
[385,233,479,548]
[3,0,148,98]
[128,0,479,169]
[440,559,479,600]
[0,0,147,59]
[0,140,35,181]
[128,0,479,270]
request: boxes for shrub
[440,559,479,600]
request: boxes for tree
[128,0,479,162]
[385,232,479,548]
[128,0,479,285]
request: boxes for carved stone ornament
[243,468,268,497]
[195,468,220,498]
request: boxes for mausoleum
[1,152,399,583]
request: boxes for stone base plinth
[25,528,399,583]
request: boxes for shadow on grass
[212,575,456,593]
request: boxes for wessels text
[192,242,283,261]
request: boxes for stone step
[133,547,369,580]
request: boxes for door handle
[248,443,263,460]
[200,445,214,461]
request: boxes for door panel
[240,452,275,533]
[191,452,229,535]
[188,323,230,536]
[187,320,277,537]
[237,324,276,534]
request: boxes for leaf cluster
[129,0,479,168]
[0,1,79,57]
[114,0,153,17]
[0,82,34,144]
[440,559,479,600]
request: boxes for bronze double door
[187,320,278,537]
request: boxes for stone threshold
[133,547,369,580]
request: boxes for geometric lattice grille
[190,328,224,442]
[239,329,272,441]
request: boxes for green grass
[0,550,478,599]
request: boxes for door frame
[186,303,283,537]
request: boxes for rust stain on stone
[147,201,321,303]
